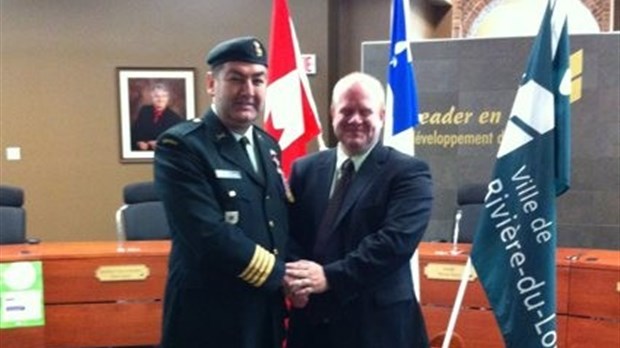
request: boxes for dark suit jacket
[131,105,182,150]
[154,110,289,348]
[287,144,433,348]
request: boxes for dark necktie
[313,159,355,261]
[239,136,257,172]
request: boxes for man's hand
[283,275,309,308]
[285,260,329,296]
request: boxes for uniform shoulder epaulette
[254,126,274,139]
[177,118,204,135]
[158,118,203,146]
[254,127,279,147]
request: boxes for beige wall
[0,0,330,241]
[1,0,449,242]
[8,0,598,242]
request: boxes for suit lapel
[317,150,337,212]
[309,151,337,246]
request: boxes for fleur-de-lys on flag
[470,0,571,347]
[265,0,323,178]
[383,0,419,155]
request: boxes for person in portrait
[131,83,183,151]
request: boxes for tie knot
[340,159,354,177]
[239,136,250,146]
[341,159,354,171]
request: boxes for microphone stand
[450,209,463,255]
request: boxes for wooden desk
[419,243,619,348]
[0,241,170,348]
[566,249,620,347]
[1,241,618,347]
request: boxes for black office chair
[115,181,170,241]
[0,184,27,244]
[453,183,487,243]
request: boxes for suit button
[228,190,237,197]
[268,220,275,228]
[265,195,270,200]
[273,248,279,255]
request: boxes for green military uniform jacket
[155,110,288,348]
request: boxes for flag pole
[441,257,473,348]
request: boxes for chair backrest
[454,183,487,243]
[0,185,26,244]
[115,181,170,241]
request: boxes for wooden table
[0,241,170,348]
[419,242,619,348]
[1,241,618,347]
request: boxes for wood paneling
[0,326,44,348]
[0,241,170,348]
[568,249,620,320]
[566,316,620,347]
[419,243,617,347]
[44,255,167,304]
[1,241,618,347]
[45,302,162,347]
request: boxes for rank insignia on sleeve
[238,245,275,287]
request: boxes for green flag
[470,0,571,347]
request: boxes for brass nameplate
[95,264,150,282]
[424,263,477,281]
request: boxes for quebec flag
[383,0,423,299]
[383,0,419,156]
[470,0,571,347]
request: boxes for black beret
[206,36,268,67]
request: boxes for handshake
[282,259,328,308]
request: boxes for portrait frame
[117,67,196,162]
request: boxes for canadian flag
[265,0,323,178]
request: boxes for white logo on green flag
[0,261,45,329]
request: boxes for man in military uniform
[155,36,289,348]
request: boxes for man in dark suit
[131,83,183,151]
[285,72,433,348]
[154,37,290,348]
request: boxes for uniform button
[273,248,279,255]
[228,190,237,197]
[268,220,275,228]
[265,195,270,200]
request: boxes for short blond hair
[331,72,385,108]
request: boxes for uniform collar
[231,126,255,146]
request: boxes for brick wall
[451,0,613,37]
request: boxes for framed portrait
[117,67,196,162]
